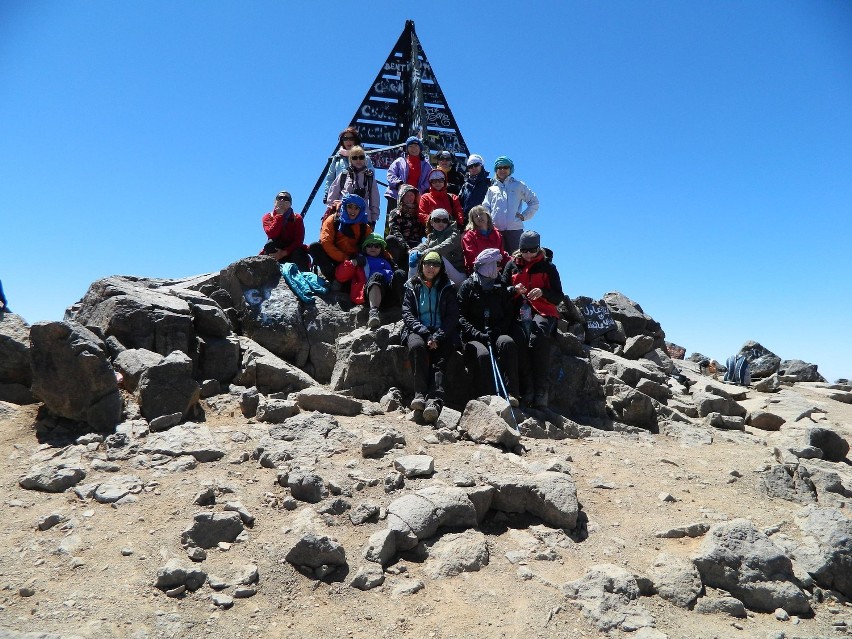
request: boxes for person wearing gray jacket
[482,155,539,253]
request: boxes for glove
[353,254,367,267]
[480,329,491,343]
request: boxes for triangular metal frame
[302,20,470,215]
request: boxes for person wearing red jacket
[501,230,564,409]
[461,206,509,275]
[418,169,464,229]
[260,191,310,271]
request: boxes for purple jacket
[385,155,432,201]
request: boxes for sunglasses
[276,195,291,201]
[423,261,442,267]
[520,247,539,253]
[342,136,356,141]
[468,163,482,168]
[431,218,450,224]
[430,178,446,183]
[351,155,366,160]
[438,157,452,162]
[496,166,511,170]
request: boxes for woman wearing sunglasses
[501,230,563,409]
[260,191,310,272]
[411,209,466,287]
[326,145,380,225]
[322,127,374,204]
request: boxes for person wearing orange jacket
[418,169,464,228]
[308,193,373,286]
[501,230,563,409]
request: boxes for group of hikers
[260,127,562,424]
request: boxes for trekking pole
[487,340,520,436]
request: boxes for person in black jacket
[457,248,519,405]
[435,150,464,197]
[459,154,492,219]
[401,251,459,423]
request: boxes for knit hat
[494,156,514,174]
[519,230,540,250]
[423,251,442,264]
[405,136,424,153]
[473,248,503,268]
[466,154,484,168]
[429,208,451,221]
[361,233,387,250]
[436,150,453,161]
[428,168,447,183]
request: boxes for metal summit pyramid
[302,20,470,214]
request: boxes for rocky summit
[0,256,849,639]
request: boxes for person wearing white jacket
[482,156,539,253]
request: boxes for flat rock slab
[393,454,435,478]
[141,423,225,462]
[284,532,346,568]
[19,465,86,492]
[488,471,579,529]
[181,511,244,549]
[294,386,362,416]
[94,475,143,503]
[424,530,489,578]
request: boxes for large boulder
[793,506,852,598]
[29,321,122,430]
[737,341,781,379]
[197,336,241,384]
[233,337,317,394]
[549,353,608,422]
[386,486,479,551]
[459,398,519,448]
[137,350,200,421]
[113,348,163,392]
[488,471,579,529]
[562,564,656,632]
[601,292,651,337]
[692,519,810,614]
[779,359,826,383]
[0,312,32,387]
[330,327,411,400]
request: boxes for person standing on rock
[459,154,491,219]
[260,191,310,272]
[501,230,563,409]
[457,248,519,405]
[325,145,381,225]
[385,136,432,228]
[482,156,539,254]
[401,251,459,423]
[322,127,374,204]
[434,150,464,196]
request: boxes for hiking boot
[520,393,535,408]
[423,400,442,423]
[410,394,426,411]
[533,390,548,410]
[367,308,381,329]
[329,280,342,293]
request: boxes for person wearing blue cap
[385,136,432,229]
[482,156,539,254]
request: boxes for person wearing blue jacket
[385,136,432,225]
[482,156,539,254]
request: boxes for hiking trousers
[463,335,519,399]
[406,334,450,405]
[511,315,556,397]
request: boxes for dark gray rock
[692,518,810,614]
[137,350,200,422]
[761,464,817,505]
[704,412,745,431]
[635,378,672,403]
[330,328,413,400]
[393,455,434,478]
[294,386,362,416]
[240,386,260,417]
[601,292,650,337]
[648,552,702,608]
[793,506,852,598]
[349,564,385,590]
[692,391,747,418]
[562,563,656,632]
[386,486,479,551]
[20,465,86,492]
[113,348,163,392]
[623,335,655,360]
[284,532,346,568]
[459,398,520,448]
[754,374,782,393]
[0,382,34,404]
[488,471,579,529]
[737,341,781,379]
[189,302,232,338]
[255,397,300,423]
[29,321,122,430]
[361,429,405,458]
[424,530,489,577]
[223,501,255,527]
[363,529,396,565]
[282,471,328,504]
[197,336,240,384]
[779,359,825,383]
[155,558,207,591]
[605,382,657,431]
[149,412,183,432]
[234,336,317,394]
[0,312,31,387]
[694,595,747,617]
[141,423,224,462]
[548,354,609,422]
[349,502,380,525]
[806,426,849,462]
[747,410,785,431]
[180,511,244,549]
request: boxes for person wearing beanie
[434,150,464,196]
[334,232,406,328]
[459,154,491,218]
[260,190,310,272]
[326,145,381,224]
[461,205,509,275]
[501,230,563,409]
[411,208,466,286]
[457,248,520,405]
[322,126,374,204]
[482,155,539,254]
[418,168,464,228]
[385,183,425,270]
[400,251,459,423]
[385,136,432,228]
[308,193,374,286]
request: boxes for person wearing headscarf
[434,150,464,196]
[418,168,464,228]
[334,233,406,328]
[385,183,425,269]
[482,156,539,254]
[501,230,563,409]
[260,190,310,271]
[385,136,432,220]
[461,205,509,275]
[457,248,519,405]
[322,127,374,204]
[326,145,381,224]
[411,209,466,287]
[308,193,373,284]
[459,154,491,218]
[401,251,459,423]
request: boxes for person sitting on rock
[461,205,509,275]
[385,135,432,223]
[401,251,459,423]
[457,248,519,405]
[385,184,425,271]
[334,233,406,329]
[325,145,381,225]
[501,230,563,409]
[410,209,467,287]
[459,153,491,219]
[308,193,373,285]
[260,191,310,272]
[434,150,464,196]
[322,126,374,204]
[418,168,464,228]
[483,156,539,254]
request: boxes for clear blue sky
[2,1,850,382]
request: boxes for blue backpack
[724,355,751,386]
[280,263,328,304]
